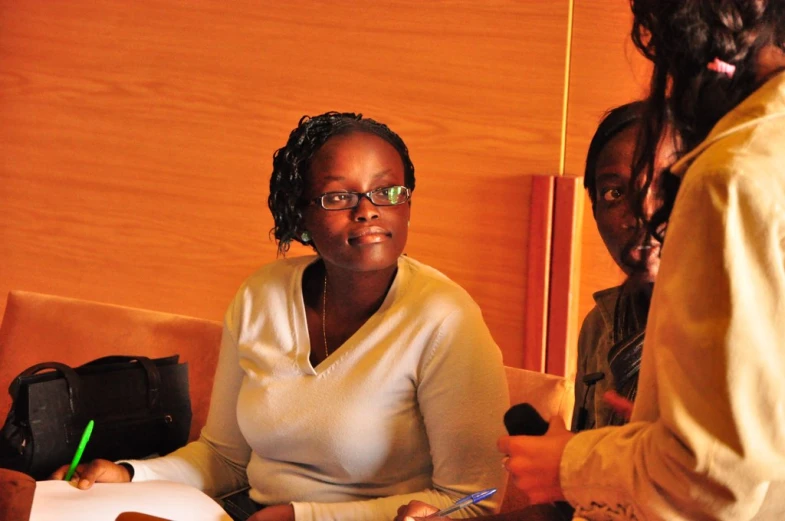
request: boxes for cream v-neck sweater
[129,255,508,520]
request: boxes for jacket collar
[670,71,785,176]
[592,285,622,330]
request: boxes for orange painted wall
[0,1,572,368]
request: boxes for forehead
[594,123,678,176]
[311,131,401,170]
[594,123,639,173]
[306,131,405,194]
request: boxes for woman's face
[301,131,410,274]
[593,123,675,284]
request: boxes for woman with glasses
[54,112,508,521]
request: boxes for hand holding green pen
[64,419,94,482]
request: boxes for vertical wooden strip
[546,176,584,379]
[522,175,555,372]
[558,0,576,176]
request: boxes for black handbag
[0,355,192,480]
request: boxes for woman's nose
[620,204,638,229]
[352,196,380,221]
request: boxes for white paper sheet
[30,480,232,521]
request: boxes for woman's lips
[348,227,391,245]
[629,243,660,262]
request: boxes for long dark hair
[629,1,785,239]
[268,112,415,255]
[582,102,654,346]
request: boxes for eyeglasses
[309,185,412,211]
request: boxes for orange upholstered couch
[0,290,222,442]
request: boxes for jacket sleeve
[560,169,785,520]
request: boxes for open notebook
[31,480,232,521]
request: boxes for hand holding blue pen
[428,488,497,518]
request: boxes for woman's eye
[601,188,623,202]
[326,193,351,202]
[379,186,403,203]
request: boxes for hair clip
[706,57,736,78]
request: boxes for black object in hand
[504,404,576,519]
[503,403,549,436]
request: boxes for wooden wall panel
[522,176,554,373]
[564,0,650,325]
[545,176,583,380]
[0,1,570,367]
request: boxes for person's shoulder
[680,137,785,223]
[223,255,315,325]
[684,107,785,198]
[398,256,482,315]
[232,255,315,302]
[592,285,621,306]
[579,286,619,339]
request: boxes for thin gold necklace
[322,273,329,359]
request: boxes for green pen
[64,419,94,481]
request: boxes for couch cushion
[0,290,222,441]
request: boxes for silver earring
[301,231,311,243]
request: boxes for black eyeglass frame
[308,185,412,211]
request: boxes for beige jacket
[560,72,785,520]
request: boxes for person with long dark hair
[394,102,677,521]
[573,100,675,432]
[498,2,785,519]
[51,112,508,521]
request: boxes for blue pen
[429,488,497,517]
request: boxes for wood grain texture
[545,176,583,380]
[564,0,650,325]
[0,1,570,366]
[522,176,554,372]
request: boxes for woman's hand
[497,418,573,506]
[248,504,295,521]
[394,500,444,521]
[49,459,131,489]
[603,390,634,421]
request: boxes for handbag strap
[8,362,82,417]
[80,356,162,410]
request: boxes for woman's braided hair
[268,112,415,255]
[629,0,785,241]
